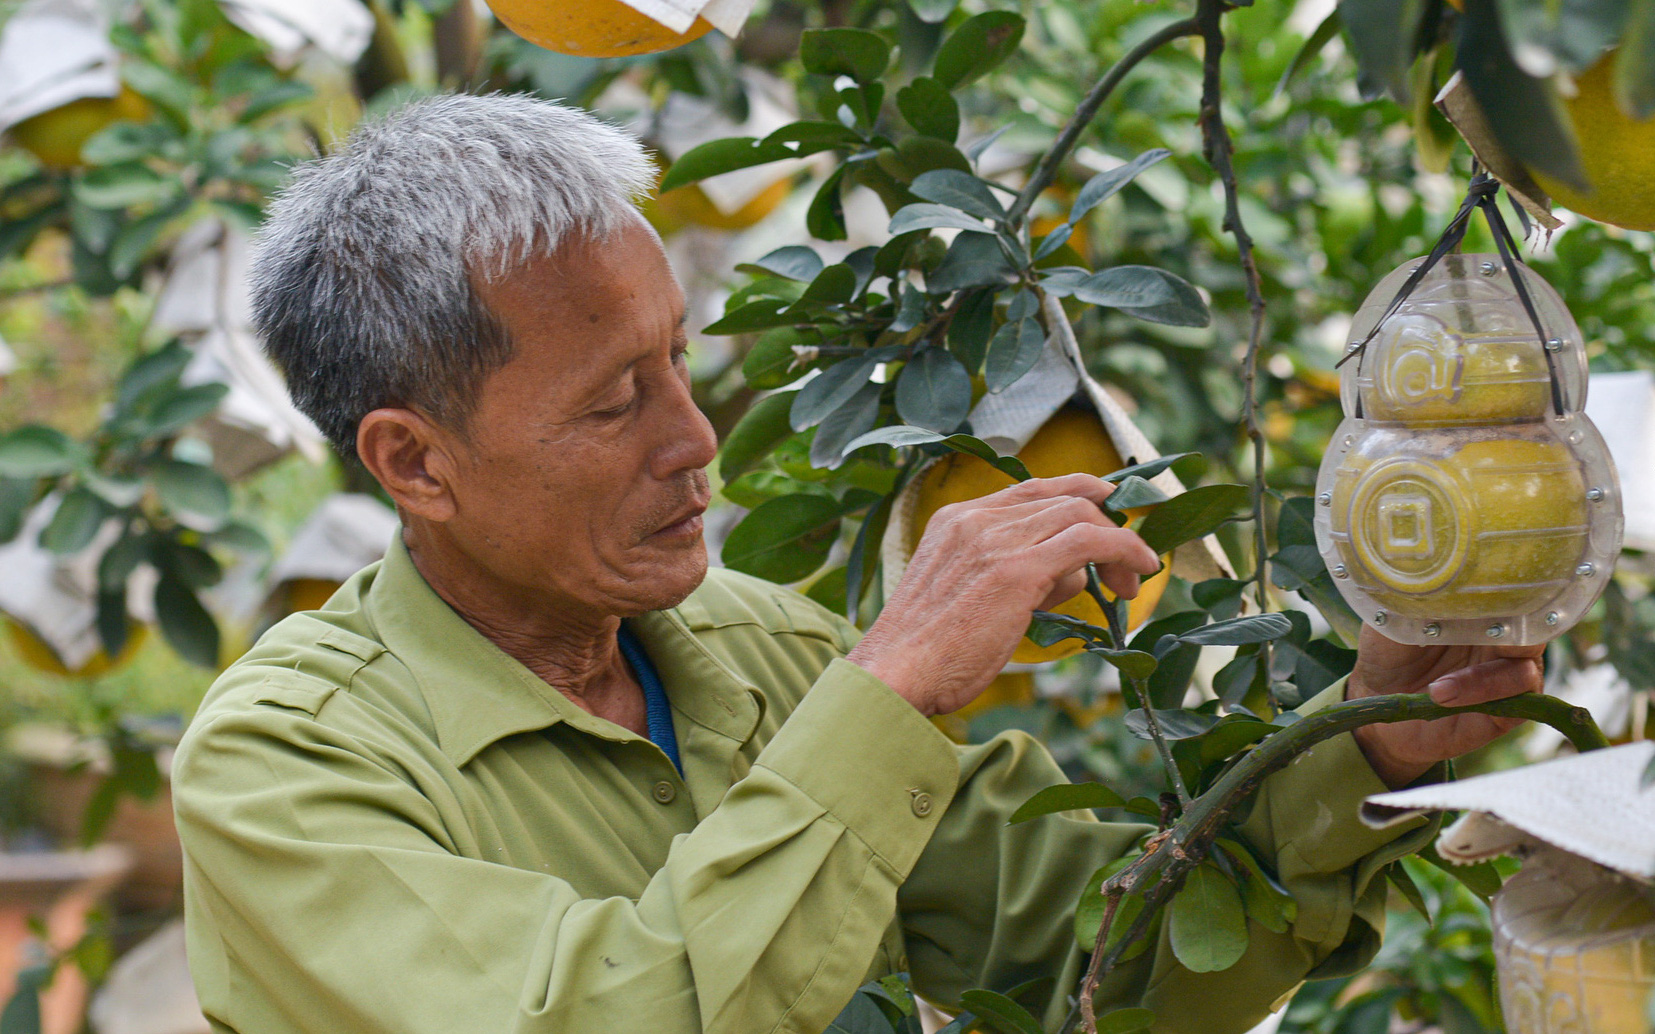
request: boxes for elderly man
[173,94,1540,1034]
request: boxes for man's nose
[651,373,719,479]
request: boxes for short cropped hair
[249,93,657,456]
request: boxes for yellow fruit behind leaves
[9,86,151,171]
[909,406,1170,664]
[7,618,147,678]
[485,0,712,57]
[644,172,790,235]
[1531,54,1655,231]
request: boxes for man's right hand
[845,474,1162,717]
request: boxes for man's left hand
[1345,625,1545,789]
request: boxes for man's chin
[627,544,709,613]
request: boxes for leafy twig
[1195,0,1271,629]
[1005,17,1201,228]
[1082,567,1193,808]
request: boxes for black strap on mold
[1337,168,1566,419]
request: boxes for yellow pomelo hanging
[485,0,713,58]
[284,578,342,614]
[6,618,147,678]
[1531,54,1655,231]
[9,87,151,171]
[642,163,791,235]
[908,406,1171,664]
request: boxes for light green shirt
[173,538,1433,1034]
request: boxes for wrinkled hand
[1346,625,1545,788]
[846,474,1160,718]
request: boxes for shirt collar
[367,535,762,767]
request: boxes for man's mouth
[652,503,708,539]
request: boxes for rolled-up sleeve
[897,679,1441,1034]
[174,657,960,1034]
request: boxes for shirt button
[910,791,933,817]
[653,781,677,804]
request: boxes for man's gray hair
[249,93,657,456]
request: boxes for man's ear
[356,409,461,522]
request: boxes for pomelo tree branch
[1195,0,1273,631]
[1005,17,1201,229]
[1060,691,1606,1033]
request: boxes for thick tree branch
[1006,17,1200,228]
[1063,691,1605,1032]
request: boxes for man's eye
[595,395,636,418]
[672,345,691,366]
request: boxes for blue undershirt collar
[616,623,682,776]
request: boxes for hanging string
[1336,168,1566,419]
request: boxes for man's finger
[985,473,1116,509]
[1428,656,1543,707]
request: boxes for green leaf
[1054,266,1211,327]
[800,28,891,84]
[909,169,1005,221]
[1338,0,1425,101]
[1217,838,1297,933]
[1032,225,1073,261]
[794,263,858,309]
[154,537,223,589]
[0,479,31,543]
[1455,0,1589,190]
[1103,476,1170,515]
[1276,495,1317,549]
[763,121,867,155]
[888,202,993,235]
[1124,708,1220,740]
[96,587,128,660]
[0,963,47,1034]
[957,990,1042,1034]
[1213,652,1265,708]
[806,164,849,242]
[1277,8,1343,95]
[1198,715,1279,766]
[1615,8,1655,120]
[1192,578,1247,620]
[1096,1008,1157,1034]
[1169,864,1250,973]
[1070,150,1172,223]
[927,232,1019,294]
[205,519,270,563]
[240,79,312,122]
[154,572,220,668]
[890,283,928,334]
[804,565,849,616]
[1087,646,1159,681]
[808,379,884,469]
[145,382,228,436]
[0,426,83,478]
[741,331,806,391]
[1105,452,1205,484]
[150,460,231,529]
[40,488,106,554]
[721,494,842,583]
[984,317,1046,393]
[1417,841,1504,901]
[1176,613,1294,646]
[1028,609,1105,647]
[1387,860,1432,920]
[80,120,175,165]
[896,77,960,141]
[895,347,971,433]
[791,354,880,430]
[720,392,799,483]
[107,203,182,280]
[116,341,192,414]
[658,137,795,193]
[946,288,996,373]
[933,11,1027,90]
[1009,782,1127,824]
[1075,859,1156,961]
[1135,484,1251,555]
[823,990,898,1034]
[97,531,148,592]
[72,162,177,210]
[738,246,824,283]
[702,299,796,336]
